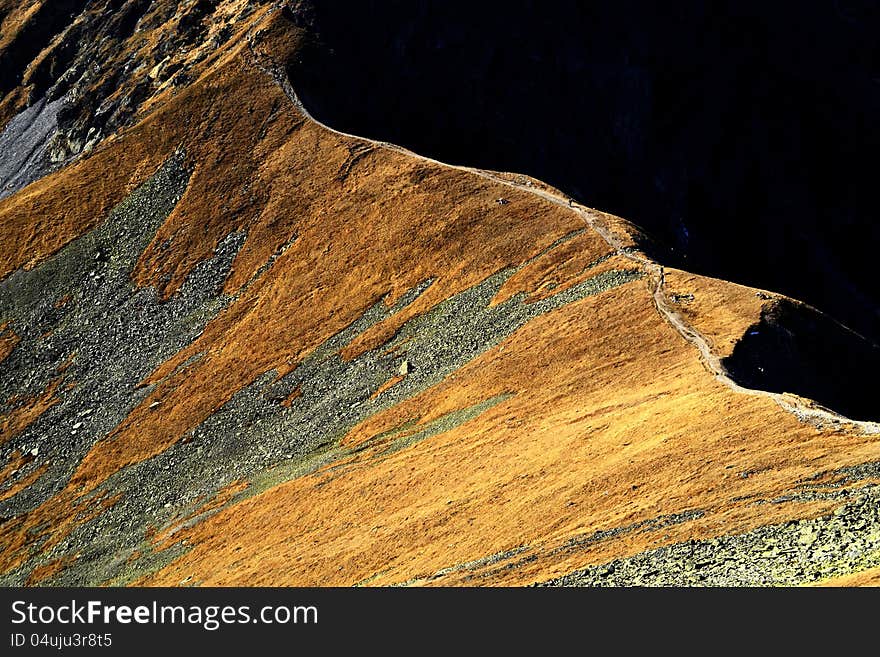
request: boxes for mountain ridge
[0,1,878,586]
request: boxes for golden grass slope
[0,6,878,586]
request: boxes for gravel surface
[0,94,68,200]
[0,163,642,584]
[538,483,880,586]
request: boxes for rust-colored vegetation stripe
[0,322,19,363]
[814,567,880,587]
[151,480,249,549]
[0,489,122,573]
[0,449,29,486]
[0,377,61,445]
[25,555,76,585]
[0,461,48,502]
[371,374,406,400]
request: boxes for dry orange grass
[1,8,879,586]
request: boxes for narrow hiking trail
[475,173,879,435]
[249,37,880,436]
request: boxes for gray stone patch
[396,507,704,586]
[0,94,69,200]
[537,484,880,586]
[800,460,880,489]
[0,228,642,584]
[0,140,642,584]
[0,149,247,522]
[392,544,533,587]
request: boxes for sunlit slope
[0,5,878,586]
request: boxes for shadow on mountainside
[722,300,880,422]
[282,0,880,422]
[285,0,880,350]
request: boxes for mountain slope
[0,2,878,586]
